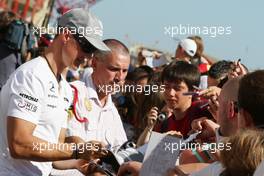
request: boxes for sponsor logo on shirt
[49,81,55,93]
[48,94,58,99]
[64,97,69,102]
[19,93,38,102]
[47,104,57,109]
[18,100,38,112]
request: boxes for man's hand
[165,130,183,138]
[161,104,173,118]
[74,159,90,175]
[197,87,220,120]
[75,159,107,175]
[146,107,159,130]
[117,161,142,176]
[207,98,219,120]
[229,59,247,78]
[191,118,219,141]
[198,86,221,100]
[77,141,108,161]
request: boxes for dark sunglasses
[72,34,97,54]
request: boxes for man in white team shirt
[0,8,110,176]
[51,39,130,176]
[67,39,129,148]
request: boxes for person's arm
[52,130,86,170]
[7,117,75,161]
[136,127,153,147]
[52,134,104,175]
[190,118,219,141]
[58,128,66,143]
[137,107,158,147]
[7,117,107,162]
[53,159,104,175]
[166,163,210,176]
[52,159,86,170]
[65,136,85,144]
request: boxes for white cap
[179,39,197,57]
[58,8,110,51]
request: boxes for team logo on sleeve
[17,99,38,112]
[84,98,92,112]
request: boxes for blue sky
[90,0,264,70]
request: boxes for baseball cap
[58,8,110,51]
[179,39,197,57]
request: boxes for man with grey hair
[59,39,130,175]
[67,39,130,145]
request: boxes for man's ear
[228,101,236,119]
[240,108,254,127]
[61,29,71,43]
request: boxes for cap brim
[84,36,110,51]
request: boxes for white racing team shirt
[0,57,72,176]
[50,77,128,176]
[66,77,127,150]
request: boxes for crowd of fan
[1,10,264,176]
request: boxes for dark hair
[238,70,264,126]
[208,60,234,79]
[131,65,154,82]
[161,61,200,91]
[0,11,16,27]
[0,11,16,37]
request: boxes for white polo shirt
[66,77,127,150]
[0,57,72,176]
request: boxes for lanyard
[70,84,88,123]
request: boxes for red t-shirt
[154,100,212,137]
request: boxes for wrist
[72,143,79,159]
[146,126,153,133]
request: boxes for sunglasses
[72,34,97,54]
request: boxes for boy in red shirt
[137,61,212,146]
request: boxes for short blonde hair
[220,129,264,176]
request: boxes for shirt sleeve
[7,70,44,125]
